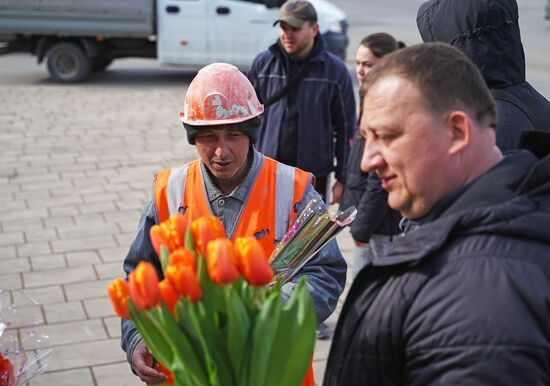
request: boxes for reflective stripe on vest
[153,157,312,255]
[153,164,190,223]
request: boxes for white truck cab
[157,0,348,67]
[0,0,348,82]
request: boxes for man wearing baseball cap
[248,0,355,220]
[249,1,355,340]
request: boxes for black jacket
[324,151,550,385]
[248,36,356,181]
[340,135,401,241]
[417,0,550,151]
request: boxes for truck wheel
[46,42,91,83]
[92,56,113,73]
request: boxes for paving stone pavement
[0,83,355,386]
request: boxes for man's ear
[446,111,471,155]
[312,22,320,36]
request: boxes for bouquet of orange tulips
[107,214,316,386]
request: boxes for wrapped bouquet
[0,289,52,386]
[270,199,357,285]
[107,214,317,386]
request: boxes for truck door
[208,0,279,67]
[157,0,209,65]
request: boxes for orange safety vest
[154,156,313,254]
[153,155,316,386]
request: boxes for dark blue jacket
[340,135,401,242]
[324,151,550,385]
[417,0,550,151]
[247,37,355,181]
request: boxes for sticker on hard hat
[247,99,258,116]
[215,104,249,119]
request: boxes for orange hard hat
[179,63,264,126]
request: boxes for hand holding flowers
[108,214,316,386]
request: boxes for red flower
[150,214,188,255]
[107,278,130,319]
[0,353,15,386]
[191,215,226,256]
[165,265,202,303]
[206,238,240,285]
[234,237,274,286]
[129,261,161,310]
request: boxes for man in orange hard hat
[120,63,346,385]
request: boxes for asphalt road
[0,0,548,94]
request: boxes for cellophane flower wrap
[0,289,52,386]
[108,214,316,386]
[269,199,357,285]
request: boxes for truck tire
[46,42,92,83]
[92,55,113,73]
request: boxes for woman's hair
[357,33,405,124]
[360,32,406,58]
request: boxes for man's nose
[360,139,385,172]
[214,140,228,158]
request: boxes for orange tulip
[159,278,179,315]
[165,265,203,303]
[206,238,240,285]
[150,214,188,255]
[234,237,274,286]
[191,215,226,256]
[107,278,130,319]
[169,248,197,273]
[129,261,161,310]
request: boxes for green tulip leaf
[185,227,195,252]
[225,285,251,381]
[128,300,173,370]
[270,278,317,386]
[248,291,281,386]
[160,244,170,272]
[159,304,209,386]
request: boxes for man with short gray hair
[324,43,550,386]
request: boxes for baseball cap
[273,1,318,28]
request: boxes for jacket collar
[269,34,326,64]
[375,151,549,267]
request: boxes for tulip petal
[150,214,189,256]
[129,262,161,310]
[206,238,240,285]
[234,237,274,286]
[169,248,197,273]
[191,216,226,256]
[107,278,130,319]
[159,279,179,316]
[166,265,203,303]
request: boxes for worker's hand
[330,180,344,205]
[131,339,168,385]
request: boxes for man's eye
[198,134,215,140]
[373,132,393,142]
